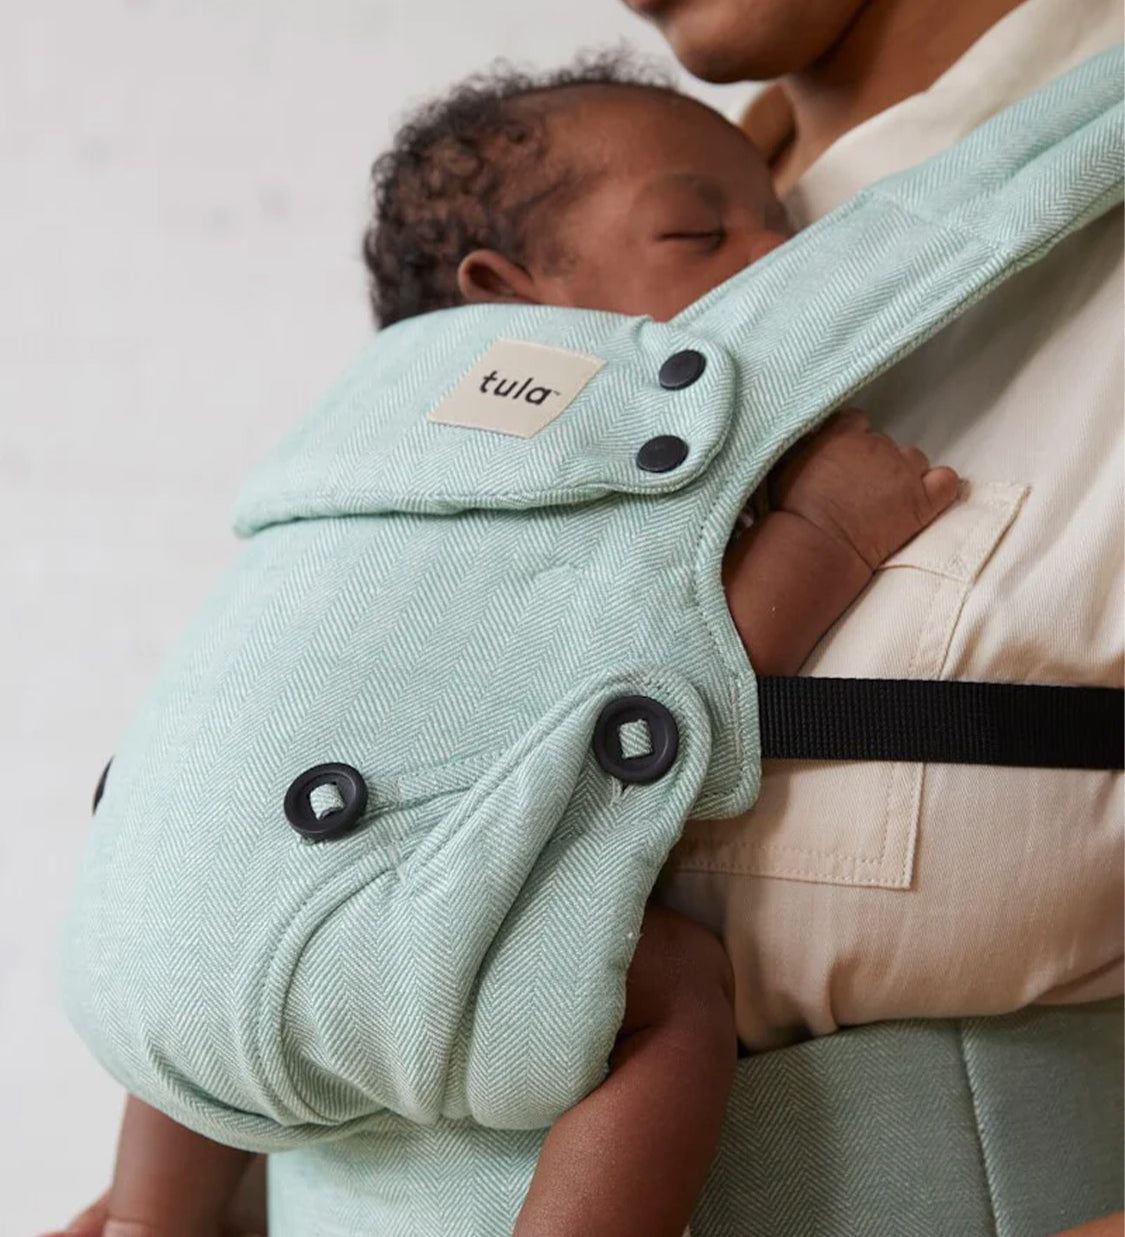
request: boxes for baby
[90,56,958,1237]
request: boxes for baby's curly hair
[363,49,677,328]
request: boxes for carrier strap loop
[757,678,1124,769]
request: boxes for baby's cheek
[641,264,738,321]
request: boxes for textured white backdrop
[0,2,747,1230]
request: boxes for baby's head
[364,52,789,328]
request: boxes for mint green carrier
[62,49,1124,1236]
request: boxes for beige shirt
[661,0,1124,1051]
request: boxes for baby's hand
[767,409,960,570]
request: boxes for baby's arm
[105,1094,253,1237]
[515,906,737,1237]
[724,409,960,675]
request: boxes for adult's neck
[773,0,1027,191]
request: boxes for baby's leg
[514,905,737,1237]
[106,1094,253,1237]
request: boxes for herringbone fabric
[262,1001,1124,1236]
[61,47,1123,1234]
[691,1001,1124,1237]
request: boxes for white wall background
[0,3,748,1230]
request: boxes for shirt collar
[783,0,1124,226]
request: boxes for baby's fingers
[921,465,961,515]
[900,444,931,474]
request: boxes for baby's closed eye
[659,227,727,251]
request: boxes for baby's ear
[456,250,539,306]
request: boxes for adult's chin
[628,0,860,84]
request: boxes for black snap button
[658,349,706,390]
[284,763,369,841]
[593,696,679,784]
[92,758,112,814]
[636,435,689,474]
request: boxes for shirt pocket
[672,479,1029,889]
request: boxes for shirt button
[636,435,689,473]
[658,350,706,390]
[284,763,369,841]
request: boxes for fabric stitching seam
[955,1020,1002,1237]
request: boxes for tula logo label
[477,370,557,405]
[429,338,606,438]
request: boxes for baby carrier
[62,46,1123,1236]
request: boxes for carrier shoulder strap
[676,45,1124,473]
[701,47,1125,773]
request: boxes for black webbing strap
[757,678,1124,769]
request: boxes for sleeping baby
[81,54,960,1237]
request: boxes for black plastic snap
[284,763,369,841]
[636,435,689,474]
[593,696,679,784]
[92,758,112,814]
[658,349,706,390]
